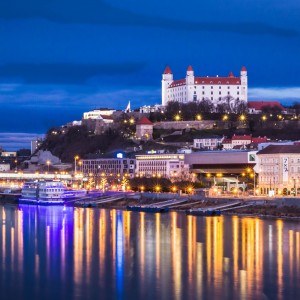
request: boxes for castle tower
[240,66,248,102]
[186,65,195,102]
[161,66,173,106]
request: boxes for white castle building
[161,65,248,107]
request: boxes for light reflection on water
[0,204,300,300]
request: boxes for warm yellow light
[240,114,246,121]
[206,173,211,178]
[196,114,202,121]
[223,115,229,121]
[174,114,181,121]
[262,115,267,121]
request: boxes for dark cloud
[0,1,297,37]
[0,62,146,84]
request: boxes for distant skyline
[0,0,299,150]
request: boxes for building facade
[161,65,248,107]
[80,158,135,179]
[193,136,223,150]
[135,154,190,180]
[256,145,300,195]
[136,117,153,140]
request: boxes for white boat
[20,180,88,205]
[20,180,66,204]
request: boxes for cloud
[0,1,297,37]
[0,132,44,151]
[0,63,146,84]
[249,87,300,102]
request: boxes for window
[211,91,213,95]
[228,92,230,95]
[219,91,221,95]
[202,91,205,95]
[228,86,230,89]
[211,86,213,89]
[249,154,256,161]
[211,97,213,100]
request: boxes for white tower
[161,66,173,106]
[186,65,195,102]
[240,66,248,102]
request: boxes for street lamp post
[46,160,50,172]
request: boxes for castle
[161,65,248,107]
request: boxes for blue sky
[0,0,299,150]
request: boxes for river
[0,204,299,300]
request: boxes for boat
[20,180,87,205]
[127,205,169,213]
[20,180,66,204]
[186,209,221,216]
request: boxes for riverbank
[92,195,300,220]
[2,192,300,220]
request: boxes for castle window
[237,92,239,95]
[202,86,205,89]
[219,97,221,100]
[227,86,230,89]
[219,86,221,89]
[219,91,221,95]
[211,97,213,100]
[202,91,205,95]
[211,91,213,95]
[211,86,213,89]
[237,86,239,89]
[237,97,239,100]
[228,92,230,95]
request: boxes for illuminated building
[256,144,300,195]
[135,153,190,179]
[162,65,247,106]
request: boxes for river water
[0,204,300,300]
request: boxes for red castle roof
[136,117,153,125]
[241,66,247,71]
[187,65,193,71]
[163,66,172,74]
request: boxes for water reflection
[0,204,300,300]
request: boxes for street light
[46,160,50,172]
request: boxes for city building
[139,104,163,114]
[231,135,252,148]
[247,101,285,114]
[135,153,190,180]
[222,135,268,150]
[256,145,300,196]
[31,138,43,154]
[80,157,135,179]
[161,65,247,106]
[136,117,153,140]
[193,135,224,150]
[185,150,257,191]
[83,108,116,120]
